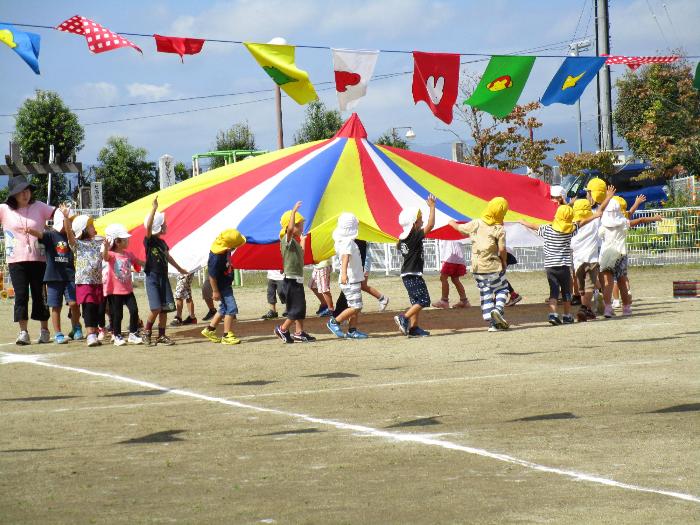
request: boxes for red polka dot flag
[604,54,679,71]
[56,15,142,55]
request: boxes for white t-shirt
[334,238,364,284]
[598,222,629,256]
[266,270,284,281]
[571,218,601,270]
[438,239,466,265]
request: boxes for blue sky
[1,0,698,172]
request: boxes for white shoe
[37,329,51,344]
[16,331,31,345]
[113,336,126,347]
[378,296,389,311]
[97,329,105,342]
[127,333,143,345]
[87,334,100,347]
[612,299,621,309]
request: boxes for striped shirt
[537,224,579,268]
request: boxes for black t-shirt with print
[39,230,75,282]
[144,236,169,274]
[399,229,425,275]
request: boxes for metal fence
[2,207,699,275]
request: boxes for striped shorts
[340,282,363,309]
[473,271,509,322]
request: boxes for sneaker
[291,331,316,342]
[37,329,51,344]
[318,306,332,317]
[221,332,241,345]
[432,299,450,309]
[127,333,143,345]
[506,292,522,307]
[490,310,509,330]
[612,298,621,309]
[201,328,221,343]
[181,316,197,325]
[274,325,294,344]
[72,326,84,340]
[576,308,588,323]
[451,298,471,308]
[170,317,183,327]
[156,335,175,346]
[571,295,582,306]
[408,326,430,337]
[326,318,346,338]
[315,304,326,315]
[202,309,217,322]
[562,315,575,324]
[346,329,369,339]
[548,314,562,326]
[487,323,499,332]
[142,332,153,346]
[113,336,127,347]
[54,332,67,345]
[604,305,615,318]
[378,295,390,311]
[16,331,30,346]
[97,328,105,342]
[87,333,100,347]
[261,310,279,320]
[622,304,632,316]
[394,314,409,335]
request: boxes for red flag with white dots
[56,15,142,55]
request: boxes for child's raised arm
[423,194,436,235]
[145,196,158,239]
[630,214,663,227]
[286,200,302,242]
[597,185,616,214]
[629,194,646,215]
[102,237,111,261]
[60,206,77,248]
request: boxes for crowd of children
[6,177,661,347]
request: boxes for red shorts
[441,262,467,277]
[76,283,104,305]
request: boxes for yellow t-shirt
[457,219,505,274]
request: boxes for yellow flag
[244,42,318,105]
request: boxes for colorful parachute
[95,114,556,270]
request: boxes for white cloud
[126,83,174,101]
[74,82,119,105]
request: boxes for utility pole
[595,0,614,151]
[569,40,591,153]
[275,85,284,149]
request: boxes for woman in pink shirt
[0,176,55,345]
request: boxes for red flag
[154,34,205,62]
[56,15,142,54]
[604,54,680,71]
[412,51,460,124]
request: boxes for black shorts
[546,266,572,302]
[281,278,306,321]
[402,274,431,308]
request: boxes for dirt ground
[1,266,699,524]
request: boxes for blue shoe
[408,326,430,337]
[394,314,409,335]
[326,318,346,338]
[347,329,369,339]
[548,314,562,326]
[54,332,67,345]
[318,306,332,317]
[70,325,83,340]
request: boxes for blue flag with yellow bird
[0,23,40,74]
[541,56,605,106]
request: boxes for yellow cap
[551,204,574,234]
[210,229,246,254]
[279,209,305,239]
[480,197,509,226]
[586,177,607,204]
[572,199,592,222]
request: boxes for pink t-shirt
[103,251,137,295]
[0,202,55,263]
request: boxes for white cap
[53,208,67,232]
[398,207,420,239]
[550,185,565,198]
[145,211,165,234]
[601,199,628,228]
[71,215,92,238]
[105,223,132,244]
[332,212,359,242]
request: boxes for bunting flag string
[154,34,205,62]
[603,54,680,70]
[0,22,40,74]
[56,15,142,55]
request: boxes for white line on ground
[2,352,698,504]
[3,400,193,416]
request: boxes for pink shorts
[76,283,104,305]
[441,262,467,278]
[309,266,331,293]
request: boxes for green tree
[375,129,411,150]
[210,122,257,169]
[293,101,343,144]
[14,90,85,204]
[174,162,189,182]
[613,59,700,177]
[453,75,564,176]
[555,151,616,177]
[91,137,157,208]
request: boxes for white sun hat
[398,207,421,239]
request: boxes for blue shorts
[145,272,176,313]
[402,274,431,308]
[218,286,238,316]
[46,281,76,308]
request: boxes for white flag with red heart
[332,48,379,111]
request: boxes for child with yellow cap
[449,197,510,332]
[394,195,436,337]
[570,198,604,321]
[201,229,246,345]
[274,201,316,343]
[520,187,611,325]
[610,195,646,309]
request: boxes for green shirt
[281,237,304,279]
